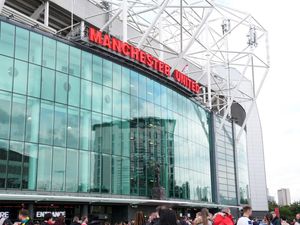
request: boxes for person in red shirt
[213,208,234,225]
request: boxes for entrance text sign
[88,27,201,94]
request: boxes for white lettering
[0,212,9,218]
[36,211,66,218]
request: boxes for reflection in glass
[23,143,38,190]
[7,141,24,189]
[0,55,13,92]
[15,27,29,61]
[43,37,56,69]
[28,64,41,98]
[39,101,54,145]
[11,94,26,141]
[67,107,79,149]
[52,147,66,191]
[41,68,55,101]
[13,60,28,95]
[56,42,69,73]
[66,148,78,192]
[0,140,8,188]
[29,32,42,65]
[0,22,15,57]
[37,145,52,191]
[0,91,11,139]
[54,104,67,147]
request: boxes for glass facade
[0,20,212,202]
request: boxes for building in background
[0,0,269,222]
[278,188,291,206]
[267,189,276,202]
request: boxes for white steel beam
[44,1,49,26]
[31,2,45,20]
[122,0,128,41]
[0,0,4,13]
[137,0,170,48]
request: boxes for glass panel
[29,32,42,65]
[69,47,81,77]
[68,76,80,107]
[15,27,29,61]
[10,94,26,141]
[0,55,13,92]
[67,107,79,149]
[79,150,90,192]
[122,93,130,119]
[146,78,154,103]
[121,67,130,94]
[91,112,102,153]
[0,140,8,188]
[113,63,121,90]
[90,151,101,192]
[41,68,55,101]
[81,80,91,110]
[130,71,138,96]
[37,145,52,191]
[81,51,92,80]
[66,148,78,192]
[0,91,11,139]
[54,104,67,147]
[103,59,112,87]
[92,55,102,84]
[101,154,111,193]
[7,141,23,189]
[0,22,15,57]
[112,120,121,156]
[80,109,91,150]
[112,156,122,194]
[25,97,40,143]
[56,42,69,73]
[121,121,130,157]
[13,60,28,94]
[92,83,102,112]
[55,72,68,104]
[112,90,121,118]
[122,157,130,194]
[102,115,112,154]
[52,147,66,192]
[28,64,41,98]
[103,86,112,115]
[42,37,56,69]
[23,143,38,190]
[39,101,54,145]
[139,75,146,99]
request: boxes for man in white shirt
[237,206,253,225]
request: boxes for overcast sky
[229,0,300,201]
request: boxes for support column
[44,1,49,26]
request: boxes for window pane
[0,55,13,92]
[42,37,56,69]
[11,94,26,141]
[23,143,38,190]
[112,156,122,194]
[130,71,138,96]
[139,75,146,99]
[54,104,67,147]
[90,152,101,192]
[41,68,55,101]
[0,91,11,139]
[122,157,130,194]
[25,97,40,143]
[68,76,80,107]
[113,90,121,118]
[112,120,121,156]
[81,80,91,110]
[37,145,52,191]
[13,60,28,94]
[28,64,41,97]
[7,141,23,189]
[55,72,68,104]
[101,154,111,193]
[0,140,8,188]
[39,101,54,145]
[15,27,29,61]
[102,115,112,154]
[66,148,78,192]
[92,55,102,84]
[122,67,130,94]
[103,59,112,87]
[92,83,102,113]
[147,78,154,103]
[29,32,42,65]
[67,107,79,149]
[113,63,121,90]
[80,110,91,150]
[69,47,81,77]
[81,51,92,80]
[56,42,69,73]
[52,147,66,192]
[79,150,90,192]
[103,86,112,115]
[0,22,15,57]
[122,93,130,119]
[121,121,130,157]
[91,112,102,153]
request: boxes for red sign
[88,27,201,94]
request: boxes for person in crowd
[158,208,177,225]
[281,216,289,225]
[237,206,253,225]
[147,212,159,225]
[260,213,273,225]
[201,208,212,225]
[134,211,145,225]
[18,209,34,225]
[81,217,88,225]
[70,217,80,225]
[213,208,234,225]
[41,213,54,225]
[271,212,281,225]
[295,214,300,225]
[54,215,65,225]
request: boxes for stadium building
[0,0,269,223]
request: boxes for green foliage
[268,201,300,222]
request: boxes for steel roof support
[122,0,127,41]
[137,0,170,49]
[31,2,46,20]
[44,1,49,27]
[0,0,4,13]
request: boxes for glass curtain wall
[0,20,212,202]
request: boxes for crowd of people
[1,206,300,225]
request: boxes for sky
[229,0,300,201]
